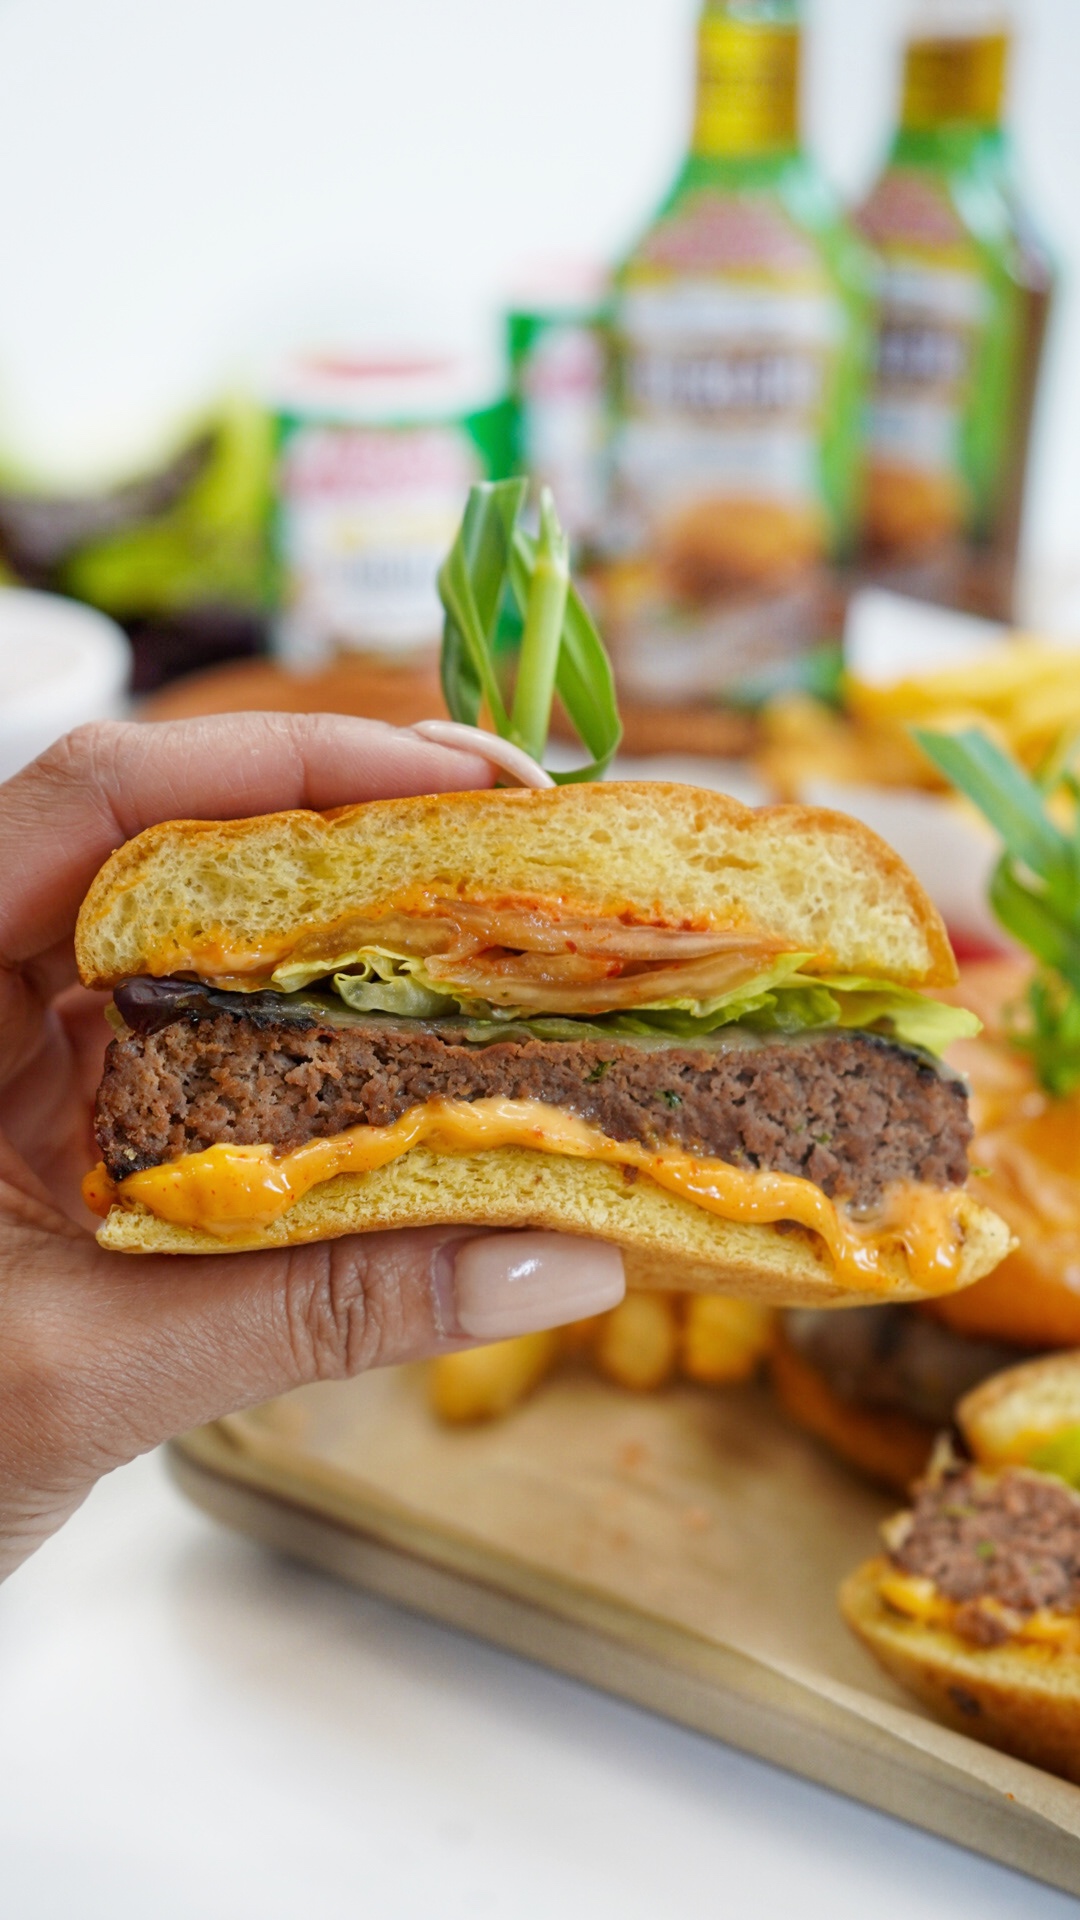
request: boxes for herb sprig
[437,478,621,782]
[916,725,1080,1095]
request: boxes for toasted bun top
[76,781,956,991]
[958,1351,1080,1469]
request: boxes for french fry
[592,1291,679,1392]
[761,639,1080,806]
[429,1329,561,1423]
[848,642,1067,724]
[1008,680,1080,760]
[758,695,928,797]
[846,643,1080,779]
[559,1314,607,1356]
[680,1295,775,1385]
[429,1296,774,1423]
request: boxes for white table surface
[1,1446,1076,1920]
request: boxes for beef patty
[95,981,972,1209]
[781,1307,1023,1429]
[890,1466,1080,1644]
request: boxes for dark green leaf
[552,582,622,782]
[915,727,1076,897]
[509,531,621,782]
[437,480,525,732]
[989,857,1080,998]
[1005,971,1080,1098]
[914,723,1080,1097]
[439,477,621,782]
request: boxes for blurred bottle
[856,0,1054,619]
[598,0,869,713]
[268,355,512,671]
[506,265,608,559]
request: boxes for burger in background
[772,725,1080,1491]
[842,1350,1080,1783]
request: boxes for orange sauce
[136,894,788,994]
[880,1568,1080,1655]
[927,962,1080,1344]
[84,1095,970,1293]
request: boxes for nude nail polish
[453,1232,625,1342]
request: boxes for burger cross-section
[77,779,1010,1306]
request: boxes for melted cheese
[83,1095,970,1293]
[880,1569,1080,1654]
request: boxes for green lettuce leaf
[1029,1425,1080,1490]
[330,957,458,1019]
[270,944,979,1054]
[271,948,421,994]
[814,977,981,1052]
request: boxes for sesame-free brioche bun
[75,781,957,991]
[92,1145,1010,1306]
[840,1556,1080,1784]
[957,1350,1080,1471]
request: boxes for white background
[0,0,1076,600]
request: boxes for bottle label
[271,420,482,664]
[859,169,995,560]
[693,17,799,158]
[901,32,1008,132]
[606,190,849,695]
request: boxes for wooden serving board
[171,1370,1080,1894]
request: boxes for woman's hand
[0,715,624,1580]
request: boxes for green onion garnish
[437,478,621,783]
[916,724,1080,1095]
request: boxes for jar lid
[0,589,131,782]
[268,352,501,425]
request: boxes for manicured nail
[453,1232,625,1341]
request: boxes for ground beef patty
[890,1466,1080,1645]
[781,1307,1023,1429]
[95,991,971,1208]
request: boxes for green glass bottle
[600,0,870,709]
[857,1,1054,618]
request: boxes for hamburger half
[842,1351,1080,1783]
[77,781,1009,1304]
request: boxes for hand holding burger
[0,495,1012,1584]
[0,714,627,1581]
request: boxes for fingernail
[452,1232,625,1341]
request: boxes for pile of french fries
[429,1294,775,1424]
[759,640,1080,800]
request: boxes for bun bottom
[957,1350,1080,1470]
[841,1557,1080,1784]
[94,1144,1010,1308]
[769,1332,935,1493]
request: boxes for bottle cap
[901,3,1011,130]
